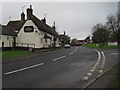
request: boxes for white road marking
[5,63,44,75]
[74,50,76,52]
[52,56,66,61]
[94,49,101,60]
[87,73,92,76]
[90,69,95,72]
[92,67,96,69]
[83,76,89,81]
[69,52,74,55]
[99,69,104,73]
[100,52,106,70]
[94,64,98,67]
[111,53,118,55]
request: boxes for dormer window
[24,26,34,32]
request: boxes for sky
[0,0,119,40]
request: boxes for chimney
[52,21,56,30]
[21,12,25,21]
[27,5,33,20]
[42,18,46,24]
[64,31,66,36]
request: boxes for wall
[17,20,54,48]
[0,35,13,47]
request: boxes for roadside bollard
[29,47,34,53]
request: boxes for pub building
[7,5,60,49]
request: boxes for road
[2,46,118,88]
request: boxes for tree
[85,36,90,43]
[66,35,71,44]
[106,13,120,45]
[92,23,110,47]
[71,38,78,46]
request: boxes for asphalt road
[2,46,118,88]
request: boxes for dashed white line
[92,66,96,69]
[5,63,44,75]
[99,69,104,73]
[83,49,102,81]
[69,52,74,55]
[87,72,92,76]
[83,76,89,81]
[52,56,66,61]
[90,69,95,72]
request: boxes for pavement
[2,46,119,88]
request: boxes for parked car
[64,44,71,48]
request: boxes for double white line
[99,52,106,73]
[83,49,106,81]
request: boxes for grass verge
[82,43,118,49]
[112,75,120,88]
[0,50,32,58]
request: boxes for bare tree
[106,13,120,45]
[92,23,110,47]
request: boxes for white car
[64,44,71,48]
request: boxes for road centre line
[69,52,74,55]
[5,47,77,75]
[52,55,66,61]
[5,63,44,75]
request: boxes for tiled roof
[59,34,66,38]
[43,33,52,39]
[32,15,58,36]
[0,25,17,36]
[7,16,58,36]
[7,20,26,32]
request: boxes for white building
[0,25,17,48]
[7,5,59,49]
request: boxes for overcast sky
[1,1,118,40]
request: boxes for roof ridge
[32,15,58,36]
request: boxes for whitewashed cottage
[7,5,59,49]
[0,24,17,48]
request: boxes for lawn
[0,50,32,58]
[82,43,118,49]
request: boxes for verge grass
[112,75,120,88]
[82,43,118,49]
[0,50,32,58]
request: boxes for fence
[16,43,35,48]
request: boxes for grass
[112,75,120,88]
[82,43,118,49]
[0,50,32,58]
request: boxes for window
[24,26,34,32]
[45,38,47,43]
